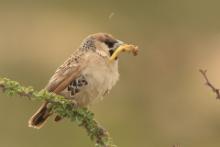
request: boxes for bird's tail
[28,102,52,129]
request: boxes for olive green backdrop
[1,0,220,147]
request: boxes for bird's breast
[80,54,119,104]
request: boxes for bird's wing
[45,52,87,94]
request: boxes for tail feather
[28,102,52,129]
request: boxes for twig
[0,77,115,147]
[199,69,220,99]
[173,144,180,147]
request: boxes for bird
[28,33,125,129]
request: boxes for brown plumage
[28,33,124,129]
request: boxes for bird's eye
[104,39,117,48]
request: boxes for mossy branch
[0,77,116,147]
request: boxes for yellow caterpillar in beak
[109,44,139,62]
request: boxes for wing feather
[45,52,86,94]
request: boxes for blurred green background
[1,0,220,147]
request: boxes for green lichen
[0,77,116,147]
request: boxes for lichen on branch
[0,77,116,147]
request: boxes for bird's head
[80,33,124,59]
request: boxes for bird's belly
[76,61,119,106]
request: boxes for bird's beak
[116,40,124,46]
